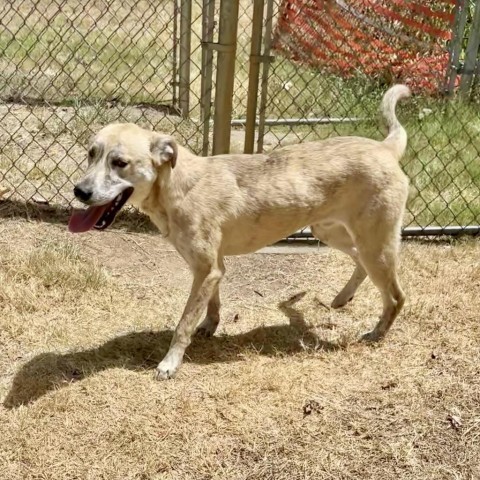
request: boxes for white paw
[154,358,180,381]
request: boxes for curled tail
[381,84,411,160]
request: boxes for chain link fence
[234,0,480,234]
[1,0,479,235]
[0,0,202,206]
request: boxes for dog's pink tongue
[68,205,108,233]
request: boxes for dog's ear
[150,133,177,169]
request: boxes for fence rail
[0,0,479,237]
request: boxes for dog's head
[69,123,177,233]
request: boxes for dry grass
[1,0,479,228]
[0,217,479,479]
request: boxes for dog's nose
[73,185,93,202]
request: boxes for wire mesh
[1,0,479,234]
[234,0,480,233]
[0,0,203,206]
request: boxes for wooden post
[179,0,192,117]
[244,0,265,154]
[200,0,216,155]
[212,0,240,155]
[445,0,469,95]
[459,0,480,96]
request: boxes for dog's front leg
[155,263,224,380]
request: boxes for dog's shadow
[4,292,342,408]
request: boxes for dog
[70,84,411,380]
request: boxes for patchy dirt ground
[0,212,479,479]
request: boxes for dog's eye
[88,147,96,159]
[112,158,128,168]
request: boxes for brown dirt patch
[0,217,479,479]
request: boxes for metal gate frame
[178,0,240,156]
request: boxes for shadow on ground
[4,293,344,408]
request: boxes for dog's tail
[380,84,411,160]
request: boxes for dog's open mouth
[68,187,134,233]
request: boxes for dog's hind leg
[195,259,225,337]
[354,226,405,342]
[311,223,367,308]
[195,287,220,337]
[331,263,367,309]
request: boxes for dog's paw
[195,316,219,338]
[154,366,176,381]
[360,329,384,343]
[195,326,214,338]
[331,294,354,309]
[154,359,179,381]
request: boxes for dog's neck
[140,146,200,236]
[159,145,201,201]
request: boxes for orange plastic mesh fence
[272,0,457,93]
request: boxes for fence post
[256,0,275,153]
[212,0,240,155]
[445,0,469,95]
[172,0,179,107]
[459,0,480,96]
[200,0,216,155]
[244,0,265,154]
[179,0,192,118]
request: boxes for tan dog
[70,85,411,380]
